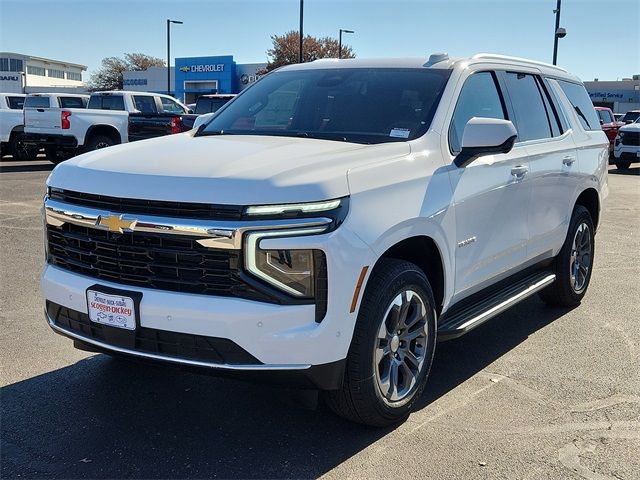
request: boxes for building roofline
[0,52,87,70]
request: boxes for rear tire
[325,259,437,427]
[9,132,38,160]
[85,135,115,152]
[539,205,595,308]
[45,147,74,165]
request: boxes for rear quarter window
[59,97,87,108]
[133,95,158,114]
[557,80,601,131]
[24,96,51,108]
[88,95,125,110]
[6,97,25,109]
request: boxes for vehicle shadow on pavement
[608,166,639,176]
[0,161,53,174]
[1,296,569,479]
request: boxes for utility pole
[299,0,304,63]
[552,0,562,65]
[167,19,183,95]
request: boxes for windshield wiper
[198,129,226,137]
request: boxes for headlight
[244,198,346,219]
[245,227,327,298]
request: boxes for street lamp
[338,29,355,59]
[552,0,566,65]
[167,19,183,95]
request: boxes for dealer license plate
[87,289,136,330]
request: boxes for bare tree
[88,53,165,91]
[262,31,355,73]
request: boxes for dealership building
[584,76,640,114]
[123,55,266,103]
[0,51,87,94]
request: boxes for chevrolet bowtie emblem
[179,66,190,72]
[98,215,136,233]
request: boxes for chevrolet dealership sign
[179,64,225,73]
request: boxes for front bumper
[45,300,345,389]
[613,144,640,162]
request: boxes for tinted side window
[449,72,506,153]
[7,97,25,109]
[88,96,125,110]
[133,95,158,114]
[557,80,600,131]
[159,97,185,114]
[597,109,613,124]
[24,96,50,108]
[59,97,87,108]
[504,72,553,142]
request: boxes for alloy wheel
[570,222,591,293]
[374,290,429,404]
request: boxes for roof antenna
[424,53,449,67]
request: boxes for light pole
[299,0,304,63]
[167,19,183,95]
[338,29,354,59]
[552,0,566,65]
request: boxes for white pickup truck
[0,93,38,160]
[23,91,193,163]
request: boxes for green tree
[88,53,165,91]
[262,31,355,73]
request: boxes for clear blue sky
[1,0,638,81]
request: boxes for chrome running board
[438,271,556,340]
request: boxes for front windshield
[200,67,451,144]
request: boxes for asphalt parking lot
[0,158,638,479]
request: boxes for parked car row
[1,90,204,163]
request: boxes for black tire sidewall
[9,133,37,161]
[87,135,114,151]
[349,261,437,423]
[555,206,595,305]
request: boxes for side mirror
[454,117,518,168]
[187,109,194,114]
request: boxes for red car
[595,106,624,151]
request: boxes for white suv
[42,53,608,426]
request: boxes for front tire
[45,147,74,165]
[539,205,595,307]
[325,259,437,427]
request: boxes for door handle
[511,165,528,179]
[563,156,576,166]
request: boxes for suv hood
[47,133,410,205]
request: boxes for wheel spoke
[402,326,425,342]
[386,361,399,400]
[404,349,422,369]
[400,361,417,392]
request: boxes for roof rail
[471,53,568,73]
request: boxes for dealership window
[27,65,46,76]
[48,69,65,79]
[66,71,82,81]
[0,58,23,72]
